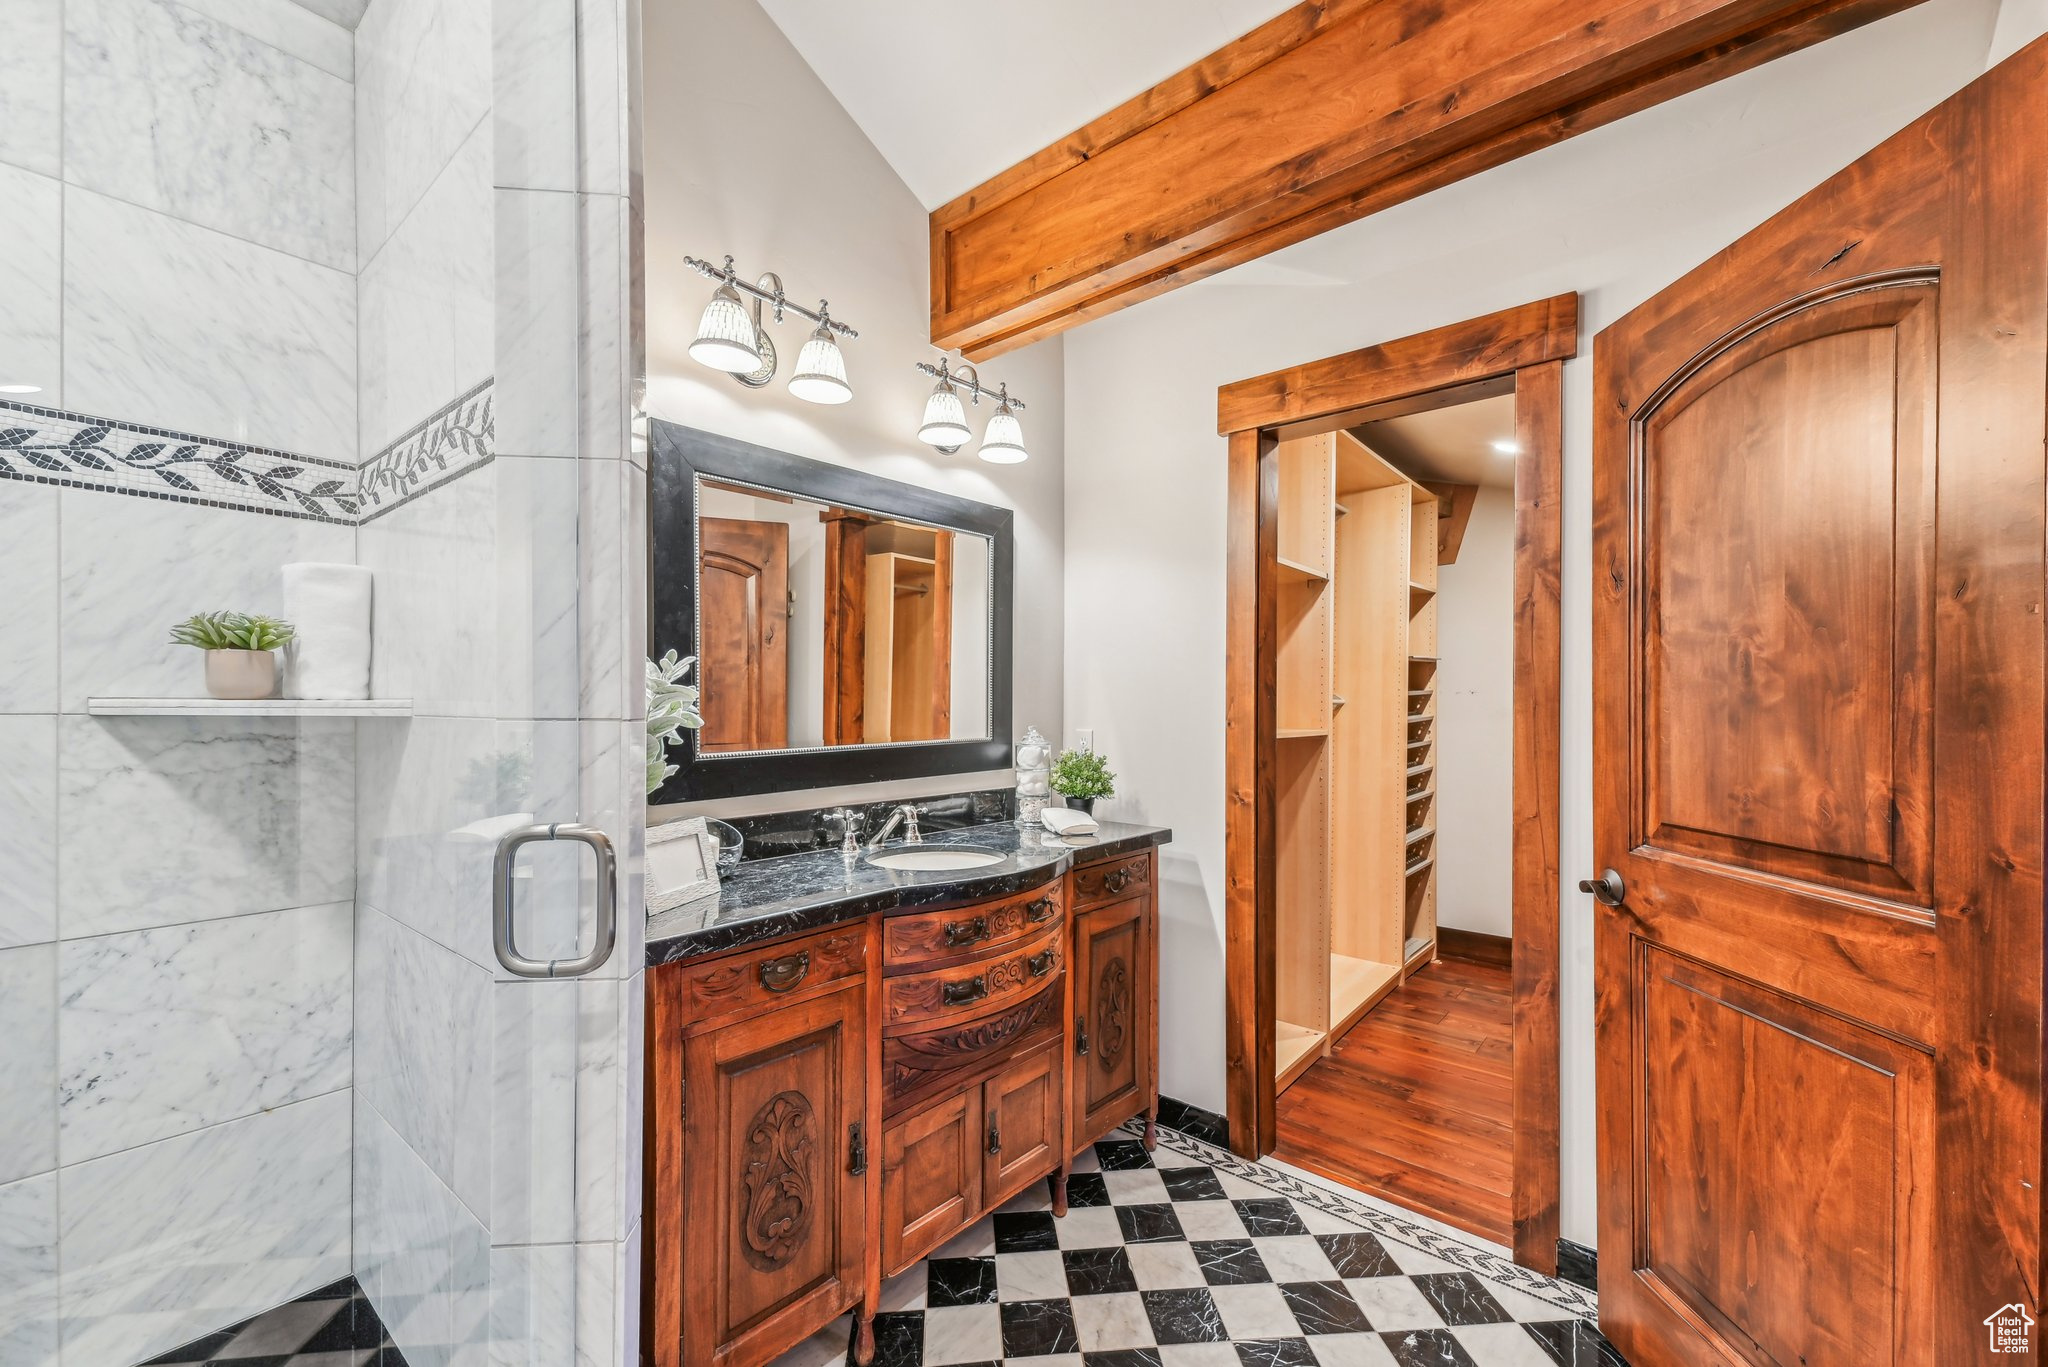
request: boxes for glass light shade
[918,382,971,450]
[979,403,1028,464]
[787,326,852,404]
[688,286,762,372]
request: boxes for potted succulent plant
[169,611,297,700]
[1049,746,1116,816]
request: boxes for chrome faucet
[866,803,925,850]
[827,807,863,858]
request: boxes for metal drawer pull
[1028,948,1056,978]
[944,915,991,947]
[491,823,617,979]
[758,950,811,993]
[1102,866,1135,895]
[986,1110,1002,1154]
[1075,1015,1090,1055]
[1025,896,1058,923]
[847,1122,867,1176]
[942,975,989,1006]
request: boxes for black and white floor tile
[775,1122,1626,1367]
[138,1276,400,1367]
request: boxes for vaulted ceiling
[755,0,1296,210]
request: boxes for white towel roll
[282,562,373,699]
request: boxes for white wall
[1060,0,2003,1246]
[1431,485,1514,940]
[643,0,1065,818]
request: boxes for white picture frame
[646,816,721,914]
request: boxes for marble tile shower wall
[349,1,648,1366]
[0,3,364,1366]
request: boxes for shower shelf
[87,697,414,718]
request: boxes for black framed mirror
[648,420,1015,803]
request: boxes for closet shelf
[87,697,413,718]
[1330,954,1401,1032]
[1410,654,1439,663]
[1404,936,1435,969]
[1405,825,1436,847]
[1404,854,1436,878]
[1333,501,1350,517]
[1405,737,1430,751]
[1408,582,1435,606]
[1276,556,1330,584]
[1405,762,1434,779]
[1331,695,1347,708]
[1407,689,1433,698]
[1405,786,1436,804]
[1275,1019,1327,1087]
[1277,727,1329,741]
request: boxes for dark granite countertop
[645,819,1172,966]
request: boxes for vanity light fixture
[0,383,42,395]
[684,255,858,402]
[913,357,1029,464]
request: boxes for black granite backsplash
[713,789,1016,862]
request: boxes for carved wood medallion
[1096,957,1130,1071]
[741,1090,816,1271]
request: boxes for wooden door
[699,516,789,752]
[879,1090,980,1276]
[682,983,866,1367]
[984,1042,1062,1207]
[1073,897,1151,1145]
[1592,43,2047,1367]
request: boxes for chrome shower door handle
[493,822,618,979]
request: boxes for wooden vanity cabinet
[647,843,1163,1367]
[1068,849,1160,1152]
[647,926,874,1367]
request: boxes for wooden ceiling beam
[932,0,1919,360]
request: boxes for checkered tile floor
[775,1122,1625,1367]
[140,1276,398,1367]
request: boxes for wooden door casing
[680,983,867,1367]
[1593,39,2047,1367]
[1073,896,1151,1146]
[699,516,790,753]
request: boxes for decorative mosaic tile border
[356,377,495,521]
[0,380,495,527]
[1125,1119,1601,1321]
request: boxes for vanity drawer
[670,924,867,1026]
[1070,850,1154,909]
[882,882,1063,970]
[883,923,1062,1029]
[881,985,1063,1113]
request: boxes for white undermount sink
[866,847,1007,872]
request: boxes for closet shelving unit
[1273,430,1441,1094]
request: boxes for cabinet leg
[1050,1166,1070,1218]
[850,1308,876,1367]
[1143,1107,1158,1150]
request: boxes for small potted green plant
[169,611,296,700]
[1049,746,1115,816]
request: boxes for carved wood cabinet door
[1591,40,2048,1367]
[1072,896,1150,1145]
[681,981,868,1367]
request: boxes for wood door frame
[1220,294,1577,1271]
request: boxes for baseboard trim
[1556,1237,1596,1291]
[1156,1094,1230,1147]
[1437,926,1513,968]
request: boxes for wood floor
[1272,951,1513,1244]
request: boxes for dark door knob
[1578,869,1626,908]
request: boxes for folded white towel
[282,562,373,699]
[1041,807,1100,837]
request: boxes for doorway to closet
[1266,397,1521,1246]
[1220,297,1572,1273]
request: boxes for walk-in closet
[1273,430,1441,1089]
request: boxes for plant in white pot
[170,611,297,700]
